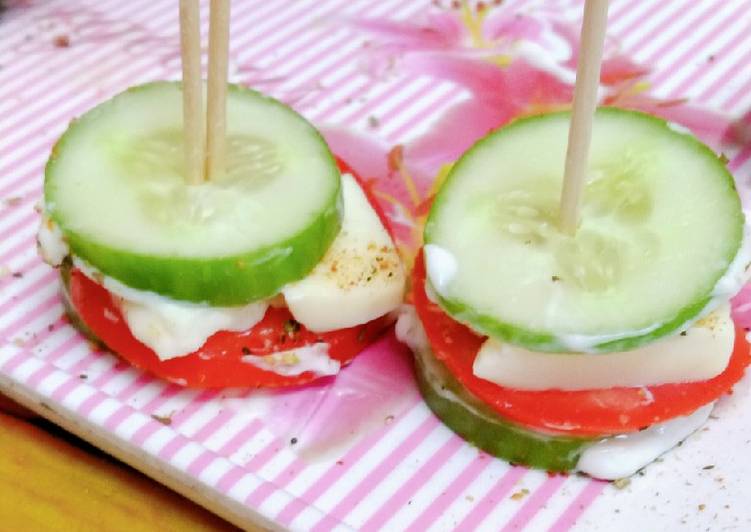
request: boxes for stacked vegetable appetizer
[396,108,751,479]
[38,81,405,388]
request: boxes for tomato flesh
[412,250,751,437]
[65,159,392,388]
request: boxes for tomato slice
[69,269,389,388]
[65,159,392,388]
[412,250,751,437]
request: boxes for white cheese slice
[74,258,268,361]
[473,304,734,391]
[282,173,405,332]
[241,343,340,377]
[576,403,714,480]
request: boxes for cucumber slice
[413,340,592,472]
[425,108,745,353]
[45,82,341,305]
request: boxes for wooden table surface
[0,394,250,531]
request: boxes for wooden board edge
[0,372,283,532]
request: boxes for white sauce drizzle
[576,403,714,480]
[424,244,458,297]
[242,343,340,377]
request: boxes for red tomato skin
[66,159,393,388]
[412,250,751,437]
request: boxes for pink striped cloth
[1,1,751,530]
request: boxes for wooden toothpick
[558,0,609,235]
[179,0,204,185]
[205,0,231,182]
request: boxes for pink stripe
[295,2,426,117]
[385,86,466,142]
[43,331,86,365]
[1,352,29,374]
[712,53,751,111]
[501,475,568,532]
[228,1,338,72]
[627,1,715,65]
[89,361,128,389]
[0,168,44,203]
[170,390,221,429]
[50,376,85,402]
[244,438,284,473]
[24,364,56,389]
[216,419,264,456]
[377,81,454,127]
[343,77,433,128]
[0,0,174,137]
[115,373,156,401]
[548,480,607,532]
[673,7,748,99]
[186,450,217,477]
[454,466,527,531]
[240,0,354,74]
[66,353,103,379]
[14,315,69,357]
[0,269,57,319]
[609,1,669,46]
[103,405,133,431]
[0,198,38,228]
[0,227,40,264]
[191,409,235,442]
[0,45,165,165]
[690,32,751,102]
[130,420,163,447]
[613,1,682,62]
[358,436,465,532]
[141,384,182,414]
[405,453,493,532]
[158,436,188,461]
[0,296,62,344]
[650,5,743,90]
[255,0,410,86]
[244,456,308,507]
[275,399,422,525]
[77,391,108,417]
[309,416,438,531]
[236,0,411,117]
[216,465,251,493]
[0,1,152,99]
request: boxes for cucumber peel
[425,108,745,353]
[45,82,342,305]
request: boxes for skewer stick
[179,0,204,185]
[205,0,231,181]
[558,0,609,235]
